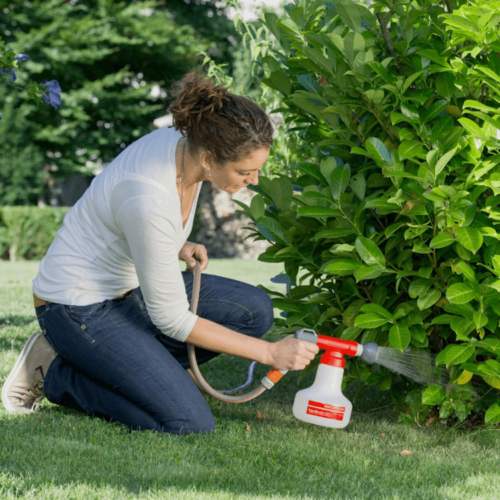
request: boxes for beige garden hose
[186,260,286,403]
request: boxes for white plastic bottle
[292,350,352,429]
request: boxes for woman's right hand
[267,335,320,371]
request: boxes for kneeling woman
[2,72,319,434]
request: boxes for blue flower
[40,80,62,110]
[0,67,16,83]
[0,111,2,120]
[14,53,29,62]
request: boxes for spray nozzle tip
[360,342,379,365]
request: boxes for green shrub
[0,206,70,261]
[236,0,500,425]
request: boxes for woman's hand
[179,241,209,272]
[267,335,320,371]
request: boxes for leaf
[330,164,351,201]
[455,261,476,282]
[485,402,500,425]
[359,303,393,320]
[400,450,413,456]
[436,72,455,98]
[458,117,485,137]
[418,49,449,67]
[332,0,361,31]
[276,18,301,37]
[454,370,473,384]
[313,228,354,239]
[298,163,328,185]
[446,282,477,304]
[355,236,385,267]
[323,259,363,275]
[424,100,450,124]
[271,70,292,95]
[435,148,458,177]
[249,195,265,220]
[256,217,288,245]
[435,344,475,367]
[341,325,363,341]
[354,313,390,329]
[417,289,441,310]
[353,266,383,281]
[350,174,366,200]
[298,206,340,218]
[422,384,446,405]
[476,65,500,85]
[365,137,391,164]
[408,279,432,299]
[429,233,456,248]
[456,227,483,254]
[389,323,411,351]
[398,140,424,159]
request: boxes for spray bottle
[291,328,379,428]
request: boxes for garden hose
[186,260,287,403]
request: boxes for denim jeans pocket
[62,301,112,336]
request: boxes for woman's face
[209,147,270,193]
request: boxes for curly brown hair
[167,71,274,166]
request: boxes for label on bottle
[306,400,345,421]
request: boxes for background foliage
[0,0,236,206]
[229,0,500,426]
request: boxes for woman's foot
[2,332,57,413]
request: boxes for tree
[0,0,235,206]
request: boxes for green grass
[1,260,500,500]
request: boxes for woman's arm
[186,317,319,371]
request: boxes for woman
[2,72,319,434]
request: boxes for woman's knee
[159,411,215,435]
[248,287,274,337]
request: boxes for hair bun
[168,72,231,136]
[167,70,274,166]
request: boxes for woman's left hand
[179,241,209,272]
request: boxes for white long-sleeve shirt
[32,126,201,342]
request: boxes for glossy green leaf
[456,227,483,254]
[323,259,363,275]
[435,344,475,367]
[298,206,340,218]
[330,164,351,201]
[398,140,424,159]
[485,402,500,424]
[389,323,411,351]
[355,236,385,267]
[354,313,390,329]
[417,289,441,310]
[422,384,446,405]
[360,303,393,320]
[429,233,456,248]
[446,282,477,304]
[313,228,355,239]
[350,174,366,200]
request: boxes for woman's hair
[167,71,274,166]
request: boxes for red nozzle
[316,336,359,368]
[316,335,359,357]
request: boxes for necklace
[180,139,186,215]
[180,138,195,229]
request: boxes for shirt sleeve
[111,184,198,342]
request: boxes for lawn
[1,260,499,500]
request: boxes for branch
[376,12,405,76]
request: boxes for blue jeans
[35,272,274,434]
